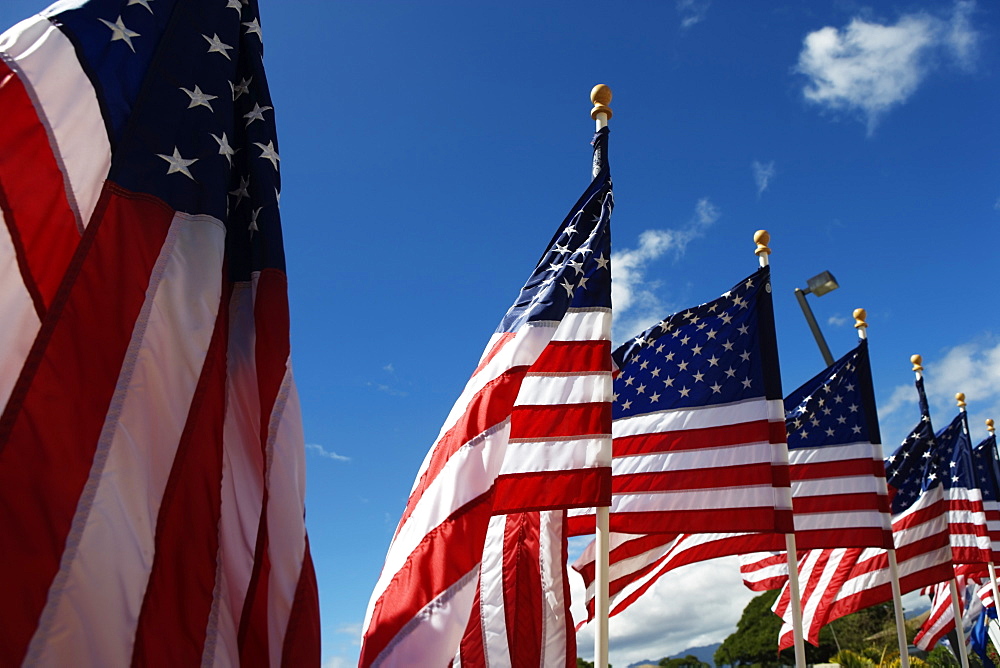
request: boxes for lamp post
[794,270,839,366]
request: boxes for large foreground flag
[568,266,792,537]
[0,1,319,666]
[773,381,952,650]
[360,129,614,667]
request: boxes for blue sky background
[3,1,999,665]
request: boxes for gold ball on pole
[956,392,966,408]
[591,84,613,120]
[754,230,771,257]
[988,418,995,434]
[853,308,868,330]
[910,355,923,371]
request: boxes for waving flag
[773,381,952,650]
[973,433,1000,560]
[0,1,318,666]
[360,129,613,667]
[936,413,992,565]
[567,267,792,537]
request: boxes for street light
[794,270,839,366]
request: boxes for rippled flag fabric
[972,434,1000,560]
[361,129,613,668]
[0,1,318,666]
[935,413,993,565]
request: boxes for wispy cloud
[610,198,720,342]
[752,160,775,197]
[382,363,394,373]
[676,0,710,30]
[306,443,350,462]
[796,1,979,133]
[827,314,850,327]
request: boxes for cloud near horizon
[610,198,720,343]
[306,443,351,462]
[796,1,979,132]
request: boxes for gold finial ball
[910,354,923,371]
[987,418,995,433]
[956,392,966,404]
[590,84,613,120]
[853,308,868,329]
[754,230,771,256]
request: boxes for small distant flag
[935,413,992,565]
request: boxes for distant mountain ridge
[627,642,722,668]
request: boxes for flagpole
[951,392,972,668]
[591,83,612,668]
[856,309,909,668]
[756,231,806,668]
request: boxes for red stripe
[893,498,947,532]
[613,462,777,494]
[360,491,494,667]
[792,491,890,514]
[0,61,81,316]
[493,467,611,514]
[606,507,788,534]
[0,187,173,665]
[793,527,894,550]
[948,497,989,513]
[457,579,488,667]
[510,402,610,440]
[790,457,889,481]
[613,419,773,456]
[280,538,322,668]
[530,340,610,373]
[396,366,529,534]
[239,269,293,667]
[503,512,542,664]
[471,332,515,377]
[130,281,230,667]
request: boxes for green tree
[659,655,710,668]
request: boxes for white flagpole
[755,231,806,668]
[591,83,612,668]
[987,419,1000,633]
[856,310,909,668]
[952,392,972,668]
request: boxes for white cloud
[676,0,710,30]
[877,336,1000,448]
[611,198,719,342]
[572,556,753,665]
[796,2,979,132]
[306,443,351,462]
[752,160,775,197]
[382,363,394,373]
[827,314,850,327]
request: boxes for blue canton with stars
[612,266,783,420]
[973,435,1000,504]
[884,378,940,514]
[53,0,282,281]
[935,413,978,493]
[783,339,880,451]
[497,128,612,333]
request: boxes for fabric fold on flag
[972,433,1000,561]
[934,411,993,565]
[360,129,614,667]
[0,1,319,666]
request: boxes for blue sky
[3,1,999,665]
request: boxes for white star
[741,377,753,389]
[249,206,263,236]
[693,371,704,383]
[639,360,649,370]
[745,278,754,289]
[231,76,252,100]
[242,17,262,40]
[210,132,237,165]
[650,392,661,402]
[740,351,751,363]
[679,386,691,398]
[181,85,218,111]
[800,429,810,439]
[244,102,273,126]
[724,367,736,378]
[621,399,632,410]
[721,313,733,325]
[691,344,703,356]
[950,461,957,468]
[229,175,250,205]
[680,335,690,346]
[852,425,863,434]
[677,360,689,372]
[568,259,584,275]
[563,223,577,236]
[226,0,243,11]
[665,352,675,362]
[738,324,750,336]
[656,344,664,353]
[663,376,675,388]
[552,244,570,255]
[706,329,717,340]
[826,428,835,437]
[849,404,859,413]
[707,355,720,367]
[254,140,280,169]
[559,278,575,297]
[156,147,197,180]
[710,382,722,394]
[952,475,960,483]
[722,340,734,352]
[127,0,154,12]
[595,253,609,270]
[203,33,234,59]
[624,376,634,386]
[636,384,646,394]
[837,415,847,424]
[99,16,140,52]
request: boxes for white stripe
[793,511,891,531]
[0,210,40,410]
[477,515,510,665]
[265,371,308,667]
[515,372,610,406]
[365,421,509,626]
[501,437,608,475]
[206,280,265,668]
[26,214,225,667]
[788,441,880,465]
[792,476,889,498]
[539,510,568,668]
[613,396,774,438]
[0,14,110,229]
[613,440,774,473]
[609,486,782,513]
[549,308,611,342]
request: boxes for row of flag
[360,118,1000,666]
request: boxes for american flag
[0,1,318,666]
[935,412,992,565]
[773,385,953,651]
[567,266,792,537]
[360,129,613,667]
[914,575,984,652]
[972,433,1000,560]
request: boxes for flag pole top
[988,418,995,434]
[591,84,613,120]
[754,230,771,255]
[853,309,868,330]
[956,392,967,408]
[911,355,923,371]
